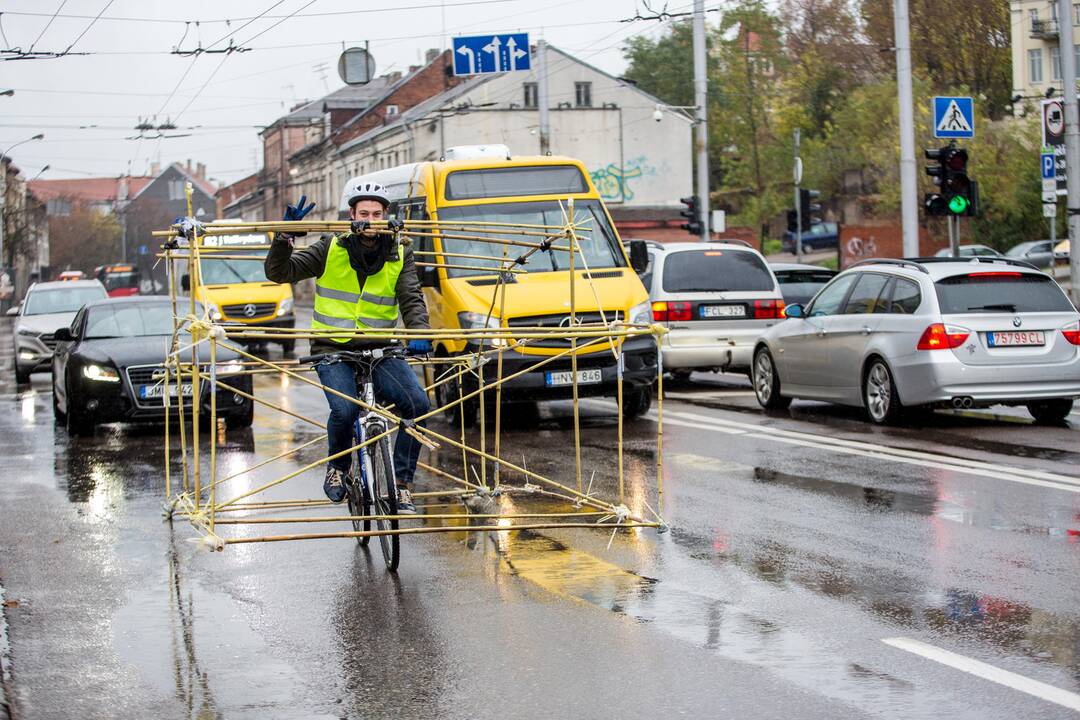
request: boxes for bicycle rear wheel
[369,436,400,571]
[347,452,371,547]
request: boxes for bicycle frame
[351,364,397,501]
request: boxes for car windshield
[435,199,623,278]
[935,273,1074,313]
[199,250,267,285]
[23,286,106,315]
[662,249,775,292]
[84,302,198,338]
[102,271,139,290]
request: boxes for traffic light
[680,195,702,236]
[798,188,821,232]
[786,209,799,233]
[924,143,976,216]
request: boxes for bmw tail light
[917,323,970,350]
[1062,321,1080,346]
[753,299,786,319]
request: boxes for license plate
[700,304,746,318]
[138,383,193,399]
[545,369,603,387]
[987,331,1045,347]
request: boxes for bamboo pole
[221,521,659,545]
[208,337,217,533]
[567,198,583,493]
[212,511,611,525]
[186,184,201,512]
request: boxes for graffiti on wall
[590,156,655,202]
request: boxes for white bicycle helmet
[347,181,390,208]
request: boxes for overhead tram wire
[27,0,69,52]
[62,0,116,54]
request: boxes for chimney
[425,48,440,64]
[117,176,129,202]
[409,65,419,74]
[196,162,206,180]
[185,158,193,174]
[385,71,402,83]
[150,161,161,176]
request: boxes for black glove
[174,217,205,241]
[385,218,404,233]
[350,220,371,235]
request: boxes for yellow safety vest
[311,237,403,343]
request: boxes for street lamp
[1,132,45,276]
[0,90,14,97]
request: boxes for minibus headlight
[277,297,294,317]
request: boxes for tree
[860,0,1012,118]
[48,201,122,273]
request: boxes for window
[661,249,775,293]
[808,274,857,316]
[1030,48,1044,83]
[1052,47,1062,81]
[444,165,587,200]
[1052,2,1059,21]
[168,180,185,200]
[842,273,891,314]
[1030,8,1040,30]
[385,104,399,116]
[523,82,538,108]
[887,278,921,314]
[46,198,71,216]
[1075,2,1080,24]
[935,273,1073,313]
[575,82,592,108]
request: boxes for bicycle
[301,345,412,571]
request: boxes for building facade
[1010,0,1080,103]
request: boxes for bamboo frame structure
[158,185,668,554]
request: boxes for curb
[0,581,14,720]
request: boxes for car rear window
[662,249,775,293]
[935,273,1074,313]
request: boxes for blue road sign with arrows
[452,33,530,76]
[933,96,974,139]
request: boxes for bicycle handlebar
[299,344,414,365]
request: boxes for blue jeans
[315,357,430,486]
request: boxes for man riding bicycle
[265,182,431,513]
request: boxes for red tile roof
[29,176,154,203]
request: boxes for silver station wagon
[752,257,1080,424]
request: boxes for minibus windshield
[436,200,624,278]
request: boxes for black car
[769,263,838,306]
[51,296,254,436]
[781,221,839,253]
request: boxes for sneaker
[323,466,348,504]
[396,487,417,515]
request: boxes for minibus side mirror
[420,265,440,291]
[181,274,190,292]
[628,240,649,274]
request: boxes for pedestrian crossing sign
[933,96,974,139]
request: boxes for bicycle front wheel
[347,452,371,547]
[369,437,400,571]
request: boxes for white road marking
[882,637,1080,712]
[663,390,757,400]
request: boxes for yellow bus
[340,144,655,425]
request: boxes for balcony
[1031,18,1060,39]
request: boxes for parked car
[11,279,108,384]
[770,263,838,306]
[933,244,1001,258]
[51,296,254,436]
[1054,238,1070,260]
[94,263,142,297]
[643,242,785,379]
[752,257,1080,424]
[1005,240,1055,268]
[781,222,839,254]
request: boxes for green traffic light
[948,195,969,214]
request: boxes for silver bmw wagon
[752,257,1080,424]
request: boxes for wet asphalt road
[1,317,1079,719]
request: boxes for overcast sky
[0,0,690,186]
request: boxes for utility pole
[692,0,710,240]
[794,129,802,263]
[894,0,919,257]
[1059,0,1080,303]
[537,38,550,154]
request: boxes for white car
[11,279,108,384]
[642,242,785,379]
[752,258,1080,423]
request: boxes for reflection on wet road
[1,355,1079,719]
